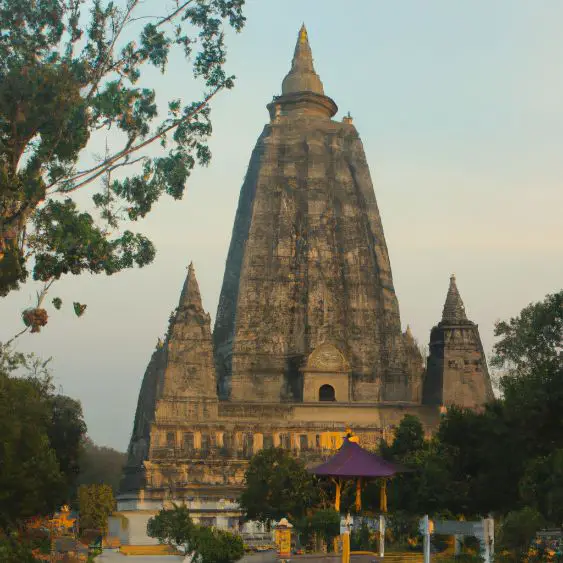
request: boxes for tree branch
[48,83,223,194]
[86,0,141,101]
[91,0,196,94]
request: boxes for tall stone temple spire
[441,274,468,324]
[282,24,324,95]
[213,24,418,404]
[423,275,494,408]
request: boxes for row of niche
[155,428,384,456]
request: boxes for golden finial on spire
[299,23,308,43]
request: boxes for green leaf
[73,302,87,317]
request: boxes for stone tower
[423,275,494,408]
[213,25,420,404]
[120,263,218,494]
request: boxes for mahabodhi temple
[115,25,493,545]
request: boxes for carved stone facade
[118,26,493,541]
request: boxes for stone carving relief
[306,343,349,372]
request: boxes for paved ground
[96,552,184,562]
[95,551,380,563]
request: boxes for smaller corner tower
[163,262,218,401]
[423,275,494,409]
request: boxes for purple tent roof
[310,437,407,478]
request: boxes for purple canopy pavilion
[311,432,408,513]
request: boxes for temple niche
[302,343,350,402]
[117,25,494,547]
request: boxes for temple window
[319,384,336,402]
[315,434,321,448]
[183,432,194,451]
[263,434,274,449]
[299,434,308,450]
[166,431,175,447]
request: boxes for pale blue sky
[1,1,562,450]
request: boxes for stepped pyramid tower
[117,27,493,544]
[423,275,494,408]
[214,24,418,403]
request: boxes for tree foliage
[497,507,545,559]
[147,504,243,563]
[190,526,245,563]
[147,504,194,547]
[309,509,340,545]
[239,447,320,523]
[0,345,86,530]
[519,449,563,527]
[76,437,127,495]
[0,0,246,318]
[77,483,115,532]
[492,290,562,378]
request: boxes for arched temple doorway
[319,384,336,402]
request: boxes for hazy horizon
[1,0,562,451]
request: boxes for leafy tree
[295,509,340,552]
[492,291,563,479]
[310,509,340,548]
[492,290,562,378]
[77,483,115,532]
[381,414,425,460]
[239,447,320,523]
[0,0,246,321]
[147,504,243,563]
[49,395,87,495]
[498,507,545,560]
[519,449,563,527]
[380,409,516,518]
[190,526,244,563]
[0,345,87,530]
[147,504,194,547]
[0,536,38,563]
[76,437,127,495]
[0,367,64,530]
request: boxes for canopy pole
[355,477,362,512]
[334,478,342,512]
[379,478,387,513]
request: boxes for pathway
[96,551,184,562]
